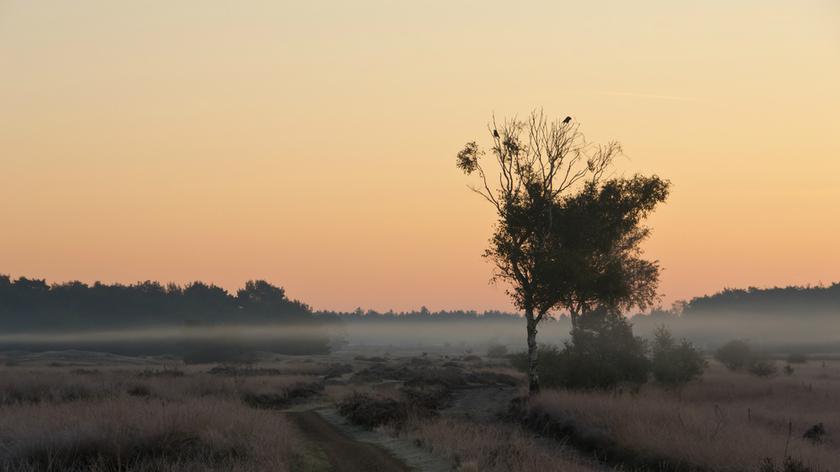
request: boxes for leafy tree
[547,176,669,330]
[456,110,668,392]
[650,325,706,386]
[456,111,618,392]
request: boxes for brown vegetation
[406,417,601,472]
[527,362,840,471]
[0,363,326,471]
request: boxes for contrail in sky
[597,91,708,103]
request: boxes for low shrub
[715,340,753,370]
[803,423,826,444]
[748,360,778,377]
[510,309,649,390]
[241,381,322,409]
[126,384,152,397]
[337,392,407,429]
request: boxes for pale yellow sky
[1,1,839,312]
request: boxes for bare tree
[456,110,618,393]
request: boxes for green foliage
[650,325,706,386]
[511,309,650,390]
[715,340,753,370]
[509,344,568,389]
[550,176,671,315]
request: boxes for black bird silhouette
[493,129,500,138]
[563,116,572,124]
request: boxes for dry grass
[0,397,300,471]
[530,361,840,471]
[0,367,321,405]
[0,365,326,471]
[405,417,604,472]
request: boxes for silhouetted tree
[548,175,669,329]
[456,110,618,393]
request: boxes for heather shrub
[748,360,778,377]
[337,392,408,429]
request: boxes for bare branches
[455,110,634,317]
[458,111,619,215]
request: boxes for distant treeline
[3,274,839,332]
[0,275,320,333]
[317,307,522,322]
[680,284,840,318]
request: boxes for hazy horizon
[2,1,839,313]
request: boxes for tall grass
[529,362,840,471]
[0,397,300,471]
[406,417,602,472]
[0,364,324,471]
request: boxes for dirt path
[287,411,411,472]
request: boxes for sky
[1,1,839,313]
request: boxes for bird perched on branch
[493,129,500,138]
[563,116,572,124]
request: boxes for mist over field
[3,275,840,357]
[2,1,839,470]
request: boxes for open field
[0,350,838,471]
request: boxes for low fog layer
[1,276,839,356]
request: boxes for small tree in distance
[651,325,706,387]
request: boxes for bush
[748,360,778,377]
[803,423,826,444]
[337,392,407,429]
[715,340,753,370]
[511,308,650,390]
[650,326,706,386]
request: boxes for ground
[0,348,838,471]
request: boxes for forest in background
[2,275,840,354]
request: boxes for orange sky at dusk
[2,1,839,313]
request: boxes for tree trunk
[525,308,540,394]
[569,308,579,332]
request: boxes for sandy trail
[287,410,411,472]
